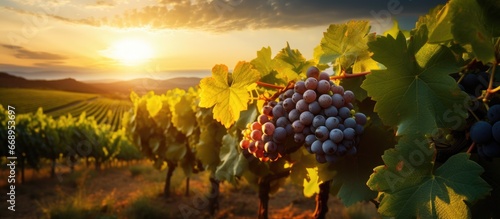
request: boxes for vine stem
[483,62,498,102]
[330,71,371,80]
[256,81,286,90]
[466,142,476,154]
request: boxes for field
[0,88,132,131]
[0,162,379,219]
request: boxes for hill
[89,77,201,95]
[0,72,104,93]
[0,72,201,95]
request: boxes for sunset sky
[0,0,446,81]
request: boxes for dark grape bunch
[471,104,500,158]
[239,66,367,163]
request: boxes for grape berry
[240,66,367,163]
[471,104,500,158]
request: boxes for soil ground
[0,161,379,219]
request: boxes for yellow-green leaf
[199,62,260,128]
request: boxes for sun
[103,38,154,66]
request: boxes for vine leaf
[215,133,248,183]
[169,88,198,135]
[146,94,162,117]
[368,153,491,218]
[316,20,378,73]
[448,0,499,63]
[199,62,260,128]
[361,30,468,138]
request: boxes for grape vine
[193,0,500,218]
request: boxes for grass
[38,170,118,219]
[123,196,171,219]
[129,165,154,178]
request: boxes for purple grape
[308,101,322,115]
[325,117,340,130]
[338,107,351,119]
[273,127,287,143]
[343,127,356,140]
[331,85,344,94]
[284,89,294,98]
[305,77,318,90]
[311,140,324,154]
[322,140,337,155]
[276,117,289,127]
[344,118,357,129]
[354,113,367,125]
[329,129,344,143]
[319,72,330,81]
[307,66,320,79]
[288,109,300,122]
[300,111,314,126]
[355,124,364,135]
[470,121,492,144]
[315,126,330,141]
[283,98,295,112]
[317,80,331,94]
[296,99,309,113]
[324,106,338,117]
[272,104,285,118]
[305,134,316,146]
[294,133,305,144]
[292,92,303,103]
[294,81,307,94]
[312,115,326,128]
[303,90,317,103]
[332,94,345,108]
[265,141,277,153]
[343,90,355,103]
[292,120,305,133]
[318,94,333,108]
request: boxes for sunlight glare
[103,38,154,66]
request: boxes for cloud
[2,0,447,31]
[2,44,67,60]
[8,0,69,7]
[86,0,118,8]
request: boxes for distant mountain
[89,77,201,95]
[0,72,104,93]
[0,72,201,95]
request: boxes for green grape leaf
[361,31,468,137]
[235,103,258,131]
[318,20,379,73]
[369,152,491,218]
[447,0,498,63]
[199,62,260,128]
[251,47,273,78]
[417,4,454,44]
[272,43,313,81]
[215,133,248,183]
[169,88,197,135]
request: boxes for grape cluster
[472,104,500,158]
[239,66,367,163]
